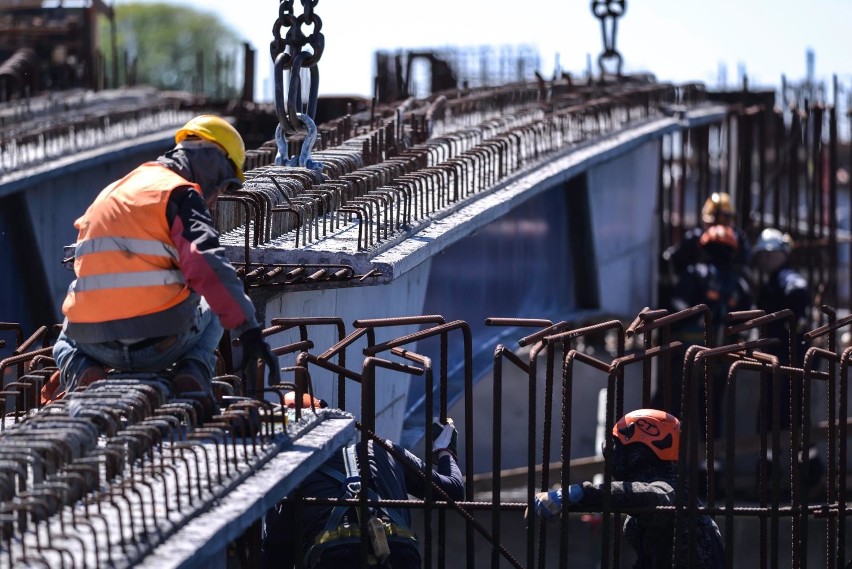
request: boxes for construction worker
[531,409,725,568]
[48,114,280,406]
[751,228,809,367]
[654,224,752,433]
[750,228,823,492]
[662,192,750,280]
[262,420,464,568]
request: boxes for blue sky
[138,0,852,103]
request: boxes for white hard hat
[753,228,792,255]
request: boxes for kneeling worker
[48,115,279,405]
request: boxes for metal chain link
[591,0,625,77]
[270,0,324,71]
[270,0,325,177]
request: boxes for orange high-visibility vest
[62,163,201,323]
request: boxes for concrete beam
[226,105,729,287]
[136,410,356,569]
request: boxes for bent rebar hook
[274,113,324,182]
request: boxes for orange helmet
[612,409,680,461]
[699,224,738,251]
[284,390,328,409]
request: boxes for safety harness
[305,444,419,568]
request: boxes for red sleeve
[169,188,259,331]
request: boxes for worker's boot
[172,359,209,393]
[172,359,218,422]
[40,370,63,405]
[40,365,106,405]
[77,366,108,389]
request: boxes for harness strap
[313,444,410,538]
[344,444,359,482]
[313,521,417,545]
[306,445,420,568]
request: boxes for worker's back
[263,439,441,568]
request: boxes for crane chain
[591,0,626,78]
[270,0,324,136]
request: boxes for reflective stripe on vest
[71,269,185,292]
[75,236,179,260]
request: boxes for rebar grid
[216,81,689,263]
[0,303,850,567]
[0,90,196,177]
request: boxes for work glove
[238,327,281,386]
[431,418,458,459]
[531,485,583,520]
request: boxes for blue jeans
[52,298,223,392]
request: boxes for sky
[126,0,852,104]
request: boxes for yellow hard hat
[701,192,734,225]
[175,115,246,182]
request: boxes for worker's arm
[432,452,465,500]
[533,480,674,520]
[393,442,465,501]
[168,187,259,334]
[578,479,676,508]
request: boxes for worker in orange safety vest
[47,115,280,408]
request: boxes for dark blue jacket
[579,464,725,568]
[262,439,463,568]
[757,265,810,366]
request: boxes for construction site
[1,0,851,567]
